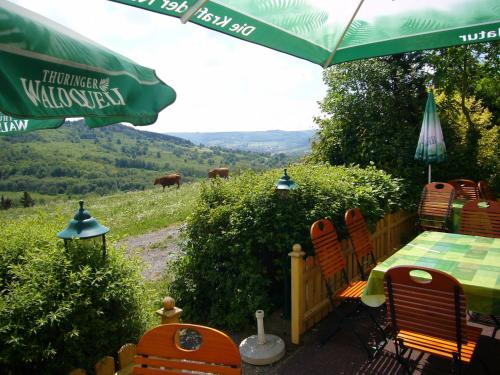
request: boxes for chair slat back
[448,179,480,201]
[310,219,345,280]
[459,199,500,238]
[478,180,496,201]
[133,323,241,375]
[345,208,376,279]
[345,208,374,259]
[417,182,455,230]
[384,266,467,343]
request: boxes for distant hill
[166,130,316,155]
[0,121,293,196]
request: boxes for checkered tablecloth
[361,231,500,315]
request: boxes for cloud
[10,0,326,133]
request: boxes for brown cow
[154,174,181,190]
[208,167,229,179]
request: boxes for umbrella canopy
[0,0,176,135]
[415,92,447,183]
[111,0,500,68]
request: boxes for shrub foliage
[169,164,406,329]
[0,213,149,374]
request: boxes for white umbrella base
[239,334,285,365]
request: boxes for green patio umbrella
[110,0,500,68]
[414,92,447,184]
[0,0,176,136]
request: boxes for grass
[0,183,200,241]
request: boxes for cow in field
[208,167,229,179]
[154,174,181,190]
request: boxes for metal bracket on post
[180,0,209,24]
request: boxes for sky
[9,0,327,134]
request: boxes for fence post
[289,244,306,345]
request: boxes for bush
[169,164,406,329]
[0,213,149,374]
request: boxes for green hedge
[0,213,149,374]
[169,164,406,329]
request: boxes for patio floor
[237,307,500,375]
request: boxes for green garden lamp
[57,200,109,258]
[274,168,297,319]
[275,169,298,196]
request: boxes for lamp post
[275,168,298,196]
[57,200,109,258]
[274,169,297,319]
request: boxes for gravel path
[116,224,184,280]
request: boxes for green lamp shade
[57,200,109,239]
[275,169,298,191]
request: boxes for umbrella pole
[428,164,432,184]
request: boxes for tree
[20,192,35,208]
[310,46,499,198]
[309,53,428,197]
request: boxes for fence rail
[288,211,416,344]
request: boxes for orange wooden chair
[133,323,241,374]
[345,208,378,281]
[384,266,481,374]
[478,180,496,201]
[459,199,500,238]
[448,179,480,201]
[311,218,385,358]
[417,182,455,232]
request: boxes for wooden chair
[345,208,377,280]
[95,356,115,375]
[478,180,496,201]
[459,199,500,238]
[448,179,480,201]
[117,343,136,374]
[133,323,241,374]
[311,218,385,358]
[384,266,481,374]
[417,182,455,232]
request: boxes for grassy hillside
[166,129,315,155]
[0,184,199,240]
[0,120,291,197]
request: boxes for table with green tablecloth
[361,231,500,315]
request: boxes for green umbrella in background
[111,0,500,68]
[415,92,447,184]
[0,0,176,136]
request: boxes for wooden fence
[288,211,416,344]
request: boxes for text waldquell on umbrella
[0,0,176,136]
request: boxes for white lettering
[176,1,188,13]
[48,86,64,109]
[93,91,109,109]
[213,16,231,28]
[20,78,42,106]
[40,87,55,108]
[57,88,72,107]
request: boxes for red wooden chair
[384,266,481,374]
[311,218,385,358]
[478,180,496,201]
[448,179,480,201]
[345,208,377,281]
[459,199,500,238]
[417,182,455,232]
[133,323,241,374]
